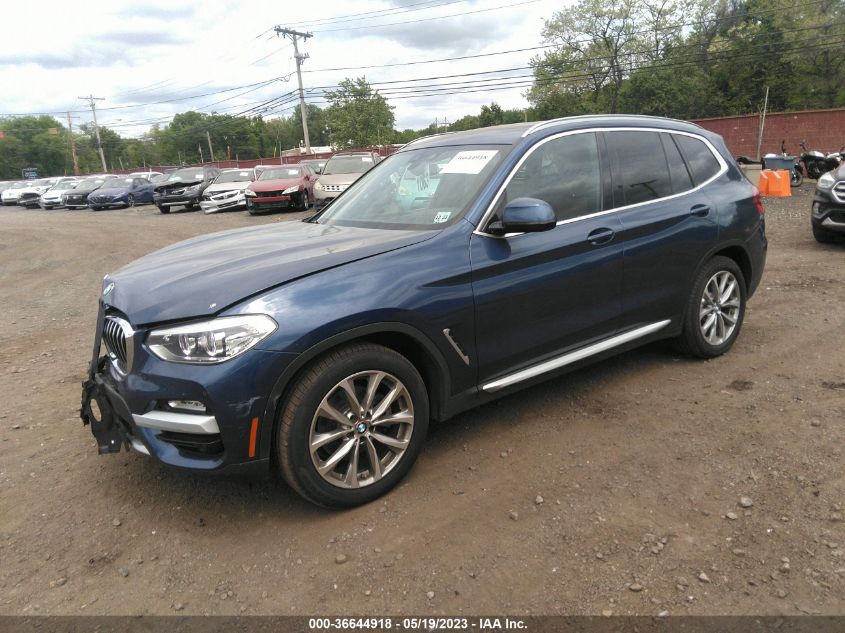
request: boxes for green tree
[323,77,395,148]
[0,116,74,178]
[528,0,643,114]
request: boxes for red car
[245,165,316,214]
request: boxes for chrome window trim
[481,319,671,393]
[474,127,729,238]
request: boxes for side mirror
[488,197,556,236]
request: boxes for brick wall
[690,108,845,159]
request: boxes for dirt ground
[0,188,843,618]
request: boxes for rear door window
[673,134,722,185]
[606,131,673,206]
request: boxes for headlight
[817,172,836,190]
[282,185,300,195]
[185,185,201,195]
[245,189,257,197]
[147,315,277,364]
[314,182,323,191]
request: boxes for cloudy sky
[0,0,566,139]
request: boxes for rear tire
[276,343,429,508]
[790,170,803,187]
[158,205,170,214]
[126,194,135,207]
[676,256,746,359]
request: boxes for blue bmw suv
[80,115,767,507]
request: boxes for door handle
[690,204,711,217]
[587,227,615,245]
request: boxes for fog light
[167,400,207,413]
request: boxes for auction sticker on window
[433,211,451,223]
[440,150,499,174]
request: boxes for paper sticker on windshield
[433,211,451,223]
[361,156,373,162]
[440,150,499,175]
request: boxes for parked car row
[0,172,164,210]
[0,151,384,215]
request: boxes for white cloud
[0,0,562,135]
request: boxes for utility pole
[199,143,204,164]
[78,94,107,172]
[274,26,313,154]
[756,86,769,162]
[66,112,80,175]
[206,130,215,162]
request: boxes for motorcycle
[799,141,841,179]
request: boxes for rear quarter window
[660,133,694,194]
[674,134,722,185]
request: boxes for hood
[91,187,130,197]
[205,181,250,193]
[43,187,76,198]
[317,173,361,186]
[155,179,203,192]
[250,178,303,192]
[106,221,437,325]
[19,186,48,195]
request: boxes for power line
[311,0,539,33]
[291,0,470,28]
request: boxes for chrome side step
[481,320,671,393]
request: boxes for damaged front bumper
[79,303,297,475]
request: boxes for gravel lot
[0,188,843,617]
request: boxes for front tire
[158,205,170,214]
[790,170,803,187]
[297,191,309,211]
[676,256,746,359]
[126,194,135,207]
[276,343,429,508]
[813,225,839,244]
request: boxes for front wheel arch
[260,323,451,464]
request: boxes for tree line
[1,0,842,179]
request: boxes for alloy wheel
[309,370,415,489]
[699,270,741,346]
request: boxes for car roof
[403,115,709,151]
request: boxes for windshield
[215,170,254,183]
[259,167,302,180]
[101,178,132,189]
[11,182,27,189]
[323,155,375,175]
[75,178,106,192]
[316,145,505,230]
[30,179,50,187]
[166,168,205,183]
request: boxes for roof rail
[520,118,570,137]
[403,131,453,148]
[521,113,696,138]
